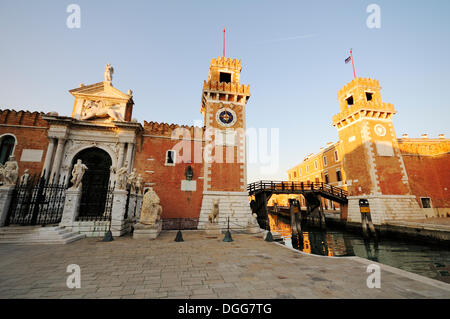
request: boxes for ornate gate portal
[71,148,113,221]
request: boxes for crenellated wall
[0,109,50,178]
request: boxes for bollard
[175,230,184,242]
[175,219,184,242]
[223,217,233,242]
[103,230,114,242]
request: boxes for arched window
[0,135,15,165]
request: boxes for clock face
[374,124,387,137]
[216,108,237,127]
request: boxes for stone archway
[70,147,112,220]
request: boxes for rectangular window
[324,174,329,184]
[299,168,302,176]
[294,171,297,178]
[346,96,354,106]
[421,197,432,208]
[334,150,339,162]
[306,165,309,173]
[314,160,318,169]
[366,92,373,101]
[219,72,232,83]
[165,150,176,166]
[323,156,327,166]
[336,169,342,182]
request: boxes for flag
[345,56,352,64]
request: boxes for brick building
[286,78,450,224]
[0,57,254,234]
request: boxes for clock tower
[333,78,422,224]
[198,57,252,229]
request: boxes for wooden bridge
[248,181,348,229]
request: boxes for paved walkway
[0,231,449,299]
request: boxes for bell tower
[333,78,422,224]
[198,57,252,229]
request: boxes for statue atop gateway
[104,63,114,82]
[69,64,134,123]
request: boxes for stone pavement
[0,231,449,299]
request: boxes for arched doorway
[70,147,112,220]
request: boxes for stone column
[50,138,66,181]
[60,188,82,227]
[0,186,15,226]
[111,189,129,236]
[42,138,56,179]
[117,142,125,170]
[125,143,134,173]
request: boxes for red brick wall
[134,122,204,220]
[399,140,450,208]
[0,110,49,178]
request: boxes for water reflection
[267,213,450,282]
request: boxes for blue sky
[1,1,449,182]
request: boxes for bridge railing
[247,180,348,199]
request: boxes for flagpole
[223,28,226,57]
[350,48,356,79]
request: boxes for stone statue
[139,189,162,225]
[127,168,137,193]
[109,166,117,186]
[81,100,124,122]
[104,63,114,82]
[70,159,88,190]
[1,156,19,186]
[116,162,128,190]
[208,199,219,224]
[248,213,259,226]
[136,174,143,195]
[20,169,30,185]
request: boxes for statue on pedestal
[20,169,30,185]
[116,162,128,190]
[0,156,19,186]
[139,189,162,225]
[70,159,88,190]
[127,168,137,193]
[136,174,143,195]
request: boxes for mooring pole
[290,200,298,236]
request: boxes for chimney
[421,134,428,138]
[438,134,445,139]
[402,133,409,138]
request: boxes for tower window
[324,173,329,184]
[165,150,176,166]
[366,92,373,101]
[219,72,231,83]
[346,96,354,106]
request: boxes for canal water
[268,213,450,283]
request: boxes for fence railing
[247,180,348,199]
[6,174,67,226]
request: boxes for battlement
[210,57,241,70]
[143,121,205,139]
[332,101,396,127]
[0,108,49,127]
[338,77,380,98]
[203,80,250,95]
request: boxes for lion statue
[139,189,162,225]
[208,199,219,224]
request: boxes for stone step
[0,226,85,245]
